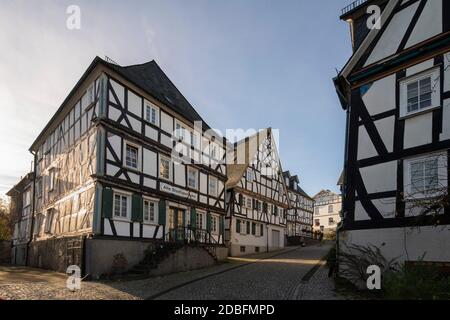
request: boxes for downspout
[25,150,37,266]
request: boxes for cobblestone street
[0,242,340,300]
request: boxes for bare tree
[0,198,11,240]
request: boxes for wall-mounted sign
[160,182,197,201]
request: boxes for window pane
[160,158,170,179]
[407,82,418,98]
[114,195,121,216]
[143,201,149,221]
[121,196,127,217]
[126,145,138,168]
[149,203,155,221]
[419,92,432,109]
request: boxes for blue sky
[0,0,353,196]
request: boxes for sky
[0,0,353,197]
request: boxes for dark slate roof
[30,56,212,151]
[104,59,211,130]
[283,170,312,200]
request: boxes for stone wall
[27,236,85,273]
[85,238,228,279]
[0,241,11,264]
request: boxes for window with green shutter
[190,207,197,229]
[260,224,264,236]
[236,219,241,233]
[252,222,256,235]
[246,221,250,235]
[158,200,166,226]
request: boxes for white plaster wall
[362,74,396,116]
[160,112,173,134]
[145,125,158,141]
[340,226,450,263]
[365,2,420,66]
[160,134,173,149]
[445,52,450,93]
[354,200,370,221]
[406,58,434,77]
[375,116,395,152]
[144,177,157,189]
[108,134,122,160]
[114,221,130,237]
[143,148,157,177]
[404,112,433,149]
[110,80,124,106]
[358,126,378,160]
[127,90,142,117]
[174,163,186,187]
[441,99,450,141]
[405,0,442,49]
[373,198,396,219]
[360,161,397,194]
[200,173,207,194]
[108,106,121,122]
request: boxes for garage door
[271,230,280,248]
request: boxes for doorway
[168,207,186,241]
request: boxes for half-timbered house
[335,0,450,264]
[225,129,290,256]
[283,171,314,240]
[14,56,228,277]
[7,172,34,265]
[312,190,342,236]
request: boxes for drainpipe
[25,151,37,266]
[266,224,269,253]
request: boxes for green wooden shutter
[252,223,256,235]
[260,224,264,236]
[103,188,113,218]
[131,194,143,222]
[219,216,224,236]
[190,207,197,229]
[206,213,212,232]
[158,200,166,226]
[236,219,241,233]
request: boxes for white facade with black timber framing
[225,129,290,256]
[283,171,314,239]
[335,0,450,264]
[14,56,227,276]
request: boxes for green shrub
[383,264,450,300]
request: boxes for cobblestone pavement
[0,242,339,300]
[153,242,335,300]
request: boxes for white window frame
[143,197,159,225]
[246,197,252,209]
[44,209,54,234]
[196,211,206,231]
[187,167,199,190]
[400,67,440,118]
[159,155,173,181]
[211,214,219,234]
[112,190,132,221]
[145,100,160,127]
[404,152,448,200]
[49,168,56,191]
[123,140,141,171]
[209,176,218,197]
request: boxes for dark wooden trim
[396,0,427,53]
[444,0,450,32]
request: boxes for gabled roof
[283,170,312,200]
[313,189,341,200]
[30,56,212,151]
[226,128,271,189]
[6,172,34,196]
[104,59,211,131]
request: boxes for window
[328,205,334,213]
[400,68,440,117]
[114,193,130,219]
[49,168,56,191]
[329,217,335,226]
[159,156,172,181]
[210,144,217,159]
[23,188,31,208]
[143,200,157,224]
[209,177,218,197]
[36,179,43,199]
[240,246,246,253]
[187,167,198,189]
[247,169,253,181]
[255,247,260,253]
[125,143,139,169]
[246,221,250,235]
[211,215,219,234]
[251,222,256,235]
[246,197,252,209]
[236,219,241,233]
[44,209,54,234]
[405,153,447,198]
[260,224,264,236]
[145,102,159,126]
[196,212,205,230]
